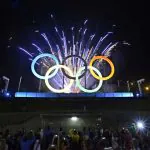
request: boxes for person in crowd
[112,134,119,150]
[95,137,105,150]
[10,134,21,150]
[33,133,41,150]
[69,129,80,150]
[20,131,35,150]
[124,129,133,150]
[40,128,44,140]
[88,128,94,141]
[42,126,54,150]
[103,129,111,147]
[1,125,150,150]
[0,138,8,150]
[119,128,125,149]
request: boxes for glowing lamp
[136,121,145,130]
[136,93,140,97]
[4,92,11,97]
[145,87,149,91]
[71,116,78,121]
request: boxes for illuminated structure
[31,53,114,93]
[19,16,129,93]
[15,92,134,97]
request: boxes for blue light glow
[3,92,11,97]
[15,92,134,98]
[6,93,10,96]
[31,53,59,80]
[136,93,140,97]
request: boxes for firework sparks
[19,16,126,93]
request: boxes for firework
[19,15,122,93]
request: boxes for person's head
[73,129,77,135]
[121,128,125,134]
[35,133,40,140]
[125,129,130,134]
[84,135,89,140]
[28,131,34,139]
[78,131,82,137]
[63,140,68,146]
[62,131,65,136]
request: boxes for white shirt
[33,140,40,150]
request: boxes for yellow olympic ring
[89,56,115,81]
[45,65,74,93]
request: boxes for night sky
[0,0,149,91]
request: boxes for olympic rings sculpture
[45,65,74,93]
[76,66,103,93]
[31,53,59,79]
[62,55,87,80]
[89,56,115,81]
[31,53,115,93]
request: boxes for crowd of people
[0,126,150,150]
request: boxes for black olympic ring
[61,55,87,80]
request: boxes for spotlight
[145,87,149,91]
[4,92,11,97]
[131,82,134,86]
[6,92,10,96]
[136,93,140,97]
[71,116,78,121]
[136,121,145,130]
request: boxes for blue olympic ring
[31,53,59,80]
